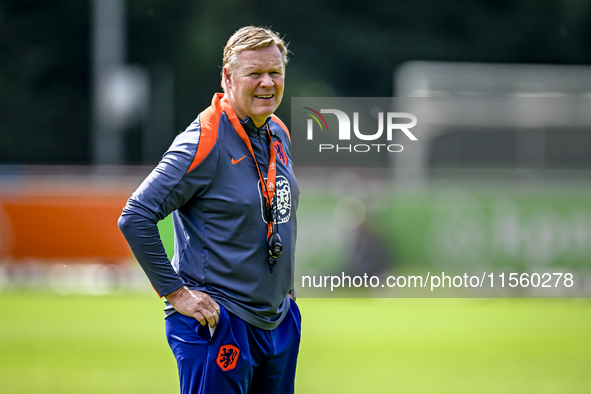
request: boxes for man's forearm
[118,211,183,297]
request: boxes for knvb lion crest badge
[274,140,288,166]
[258,175,291,224]
[216,344,240,372]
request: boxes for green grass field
[1,293,590,393]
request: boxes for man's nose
[259,73,274,87]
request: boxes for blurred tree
[0,0,590,164]
[0,0,89,164]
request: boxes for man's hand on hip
[165,286,220,328]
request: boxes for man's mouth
[255,94,274,100]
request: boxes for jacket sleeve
[118,123,217,297]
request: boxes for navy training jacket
[118,93,299,330]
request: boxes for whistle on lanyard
[266,204,282,273]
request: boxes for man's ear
[223,67,232,89]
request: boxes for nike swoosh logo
[231,155,248,165]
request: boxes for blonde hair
[221,26,289,90]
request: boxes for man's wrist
[164,285,187,301]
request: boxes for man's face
[224,45,285,127]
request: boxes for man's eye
[250,73,260,77]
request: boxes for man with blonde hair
[221,26,289,90]
[119,26,300,394]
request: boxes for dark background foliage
[1,0,590,164]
